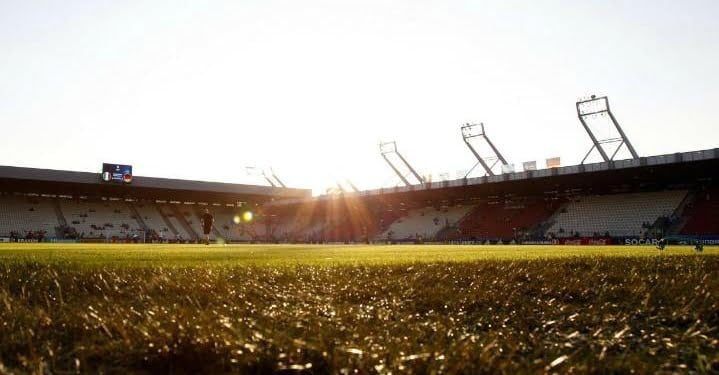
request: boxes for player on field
[201,208,214,245]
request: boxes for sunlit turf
[0,243,715,267]
[1,243,718,373]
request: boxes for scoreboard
[101,163,133,184]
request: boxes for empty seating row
[681,190,719,235]
[377,205,474,241]
[132,202,177,238]
[59,199,141,239]
[156,205,197,240]
[452,200,559,240]
[0,195,58,237]
[546,191,687,238]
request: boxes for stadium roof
[269,148,719,206]
[0,165,310,202]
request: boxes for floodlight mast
[269,168,286,188]
[379,141,424,186]
[461,123,508,177]
[263,174,278,187]
[577,95,639,164]
[380,153,410,186]
[245,166,286,188]
[345,179,360,192]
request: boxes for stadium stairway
[157,204,193,240]
[130,201,180,240]
[655,191,695,236]
[377,205,474,241]
[127,202,149,232]
[52,199,67,227]
[155,205,180,237]
[435,207,476,241]
[169,205,200,241]
[529,201,567,238]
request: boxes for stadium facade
[1,148,717,245]
[0,165,309,243]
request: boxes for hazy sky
[1,0,717,194]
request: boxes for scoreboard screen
[101,163,133,184]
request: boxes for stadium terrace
[1,148,717,244]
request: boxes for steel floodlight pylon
[345,179,360,192]
[461,123,508,177]
[577,95,639,164]
[245,166,286,188]
[379,141,425,186]
[268,168,286,188]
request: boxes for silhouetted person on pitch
[201,208,214,245]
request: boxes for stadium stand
[0,194,59,238]
[58,198,142,239]
[210,208,231,240]
[376,209,403,235]
[245,217,269,241]
[181,206,215,241]
[184,205,251,241]
[157,204,197,241]
[681,189,719,236]
[318,216,374,243]
[265,202,330,242]
[545,190,687,238]
[377,205,474,241]
[447,199,561,241]
[0,148,716,243]
[271,214,325,242]
[131,201,178,240]
[206,206,253,241]
[338,204,398,242]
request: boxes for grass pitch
[0,244,717,373]
[0,243,714,267]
